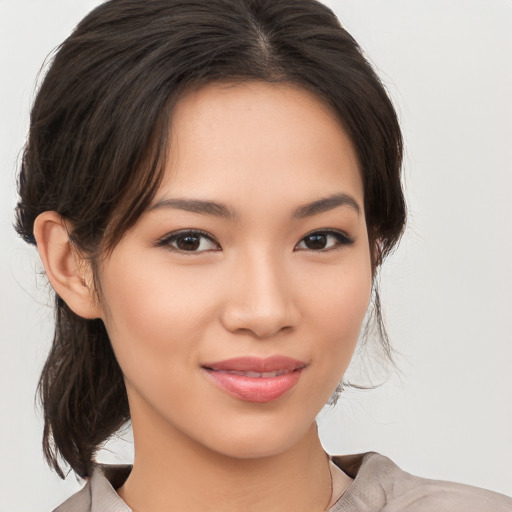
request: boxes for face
[96,82,372,459]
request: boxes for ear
[33,211,102,319]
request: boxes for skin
[35,82,372,511]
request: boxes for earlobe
[33,211,102,319]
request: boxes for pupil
[177,235,200,251]
[305,234,327,250]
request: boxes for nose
[220,252,300,339]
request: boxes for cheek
[97,255,215,379]
[303,252,372,371]
[308,255,371,329]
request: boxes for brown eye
[176,234,201,251]
[156,230,219,253]
[303,233,329,250]
[295,230,353,251]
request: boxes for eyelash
[155,229,220,253]
[296,229,354,251]
[155,229,354,254]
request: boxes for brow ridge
[150,192,360,220]
[150,198,237,220]
[293,193,360,218]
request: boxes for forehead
[159,81,363,210]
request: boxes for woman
[12,0,512,510]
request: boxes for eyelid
[155,229,221,252]
[154,228,353,253]
[294,228,354,251]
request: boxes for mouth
[201,356,306,403]
[210,369,294,378]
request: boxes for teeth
[222,370,290,378]
[247,371,266,377]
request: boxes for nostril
[219,268,300,337]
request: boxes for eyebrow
[150,198,237,220]
[150,192,360,220]
[292,193,360,218]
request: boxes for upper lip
[202,356,307,372]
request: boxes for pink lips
[202,356,306,403]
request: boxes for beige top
[53,452,512,511]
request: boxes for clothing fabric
[53,452,512,512]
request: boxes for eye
[295,230,353,251]
[156,230,220,253]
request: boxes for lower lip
[203,369,303,402]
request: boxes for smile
[216,370,291,377]
[201,356,306,403]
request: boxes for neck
[118,414,333,512]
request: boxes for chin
[211,436,300,461]
[197,415,317,461]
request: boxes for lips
[202,356,306,402]
[216,369,291,378]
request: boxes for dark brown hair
[15,0,405,478]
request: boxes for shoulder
[52,481,91,512]
[331,452,512,512]
[52,465,132,512]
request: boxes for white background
[1,1,511,510]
